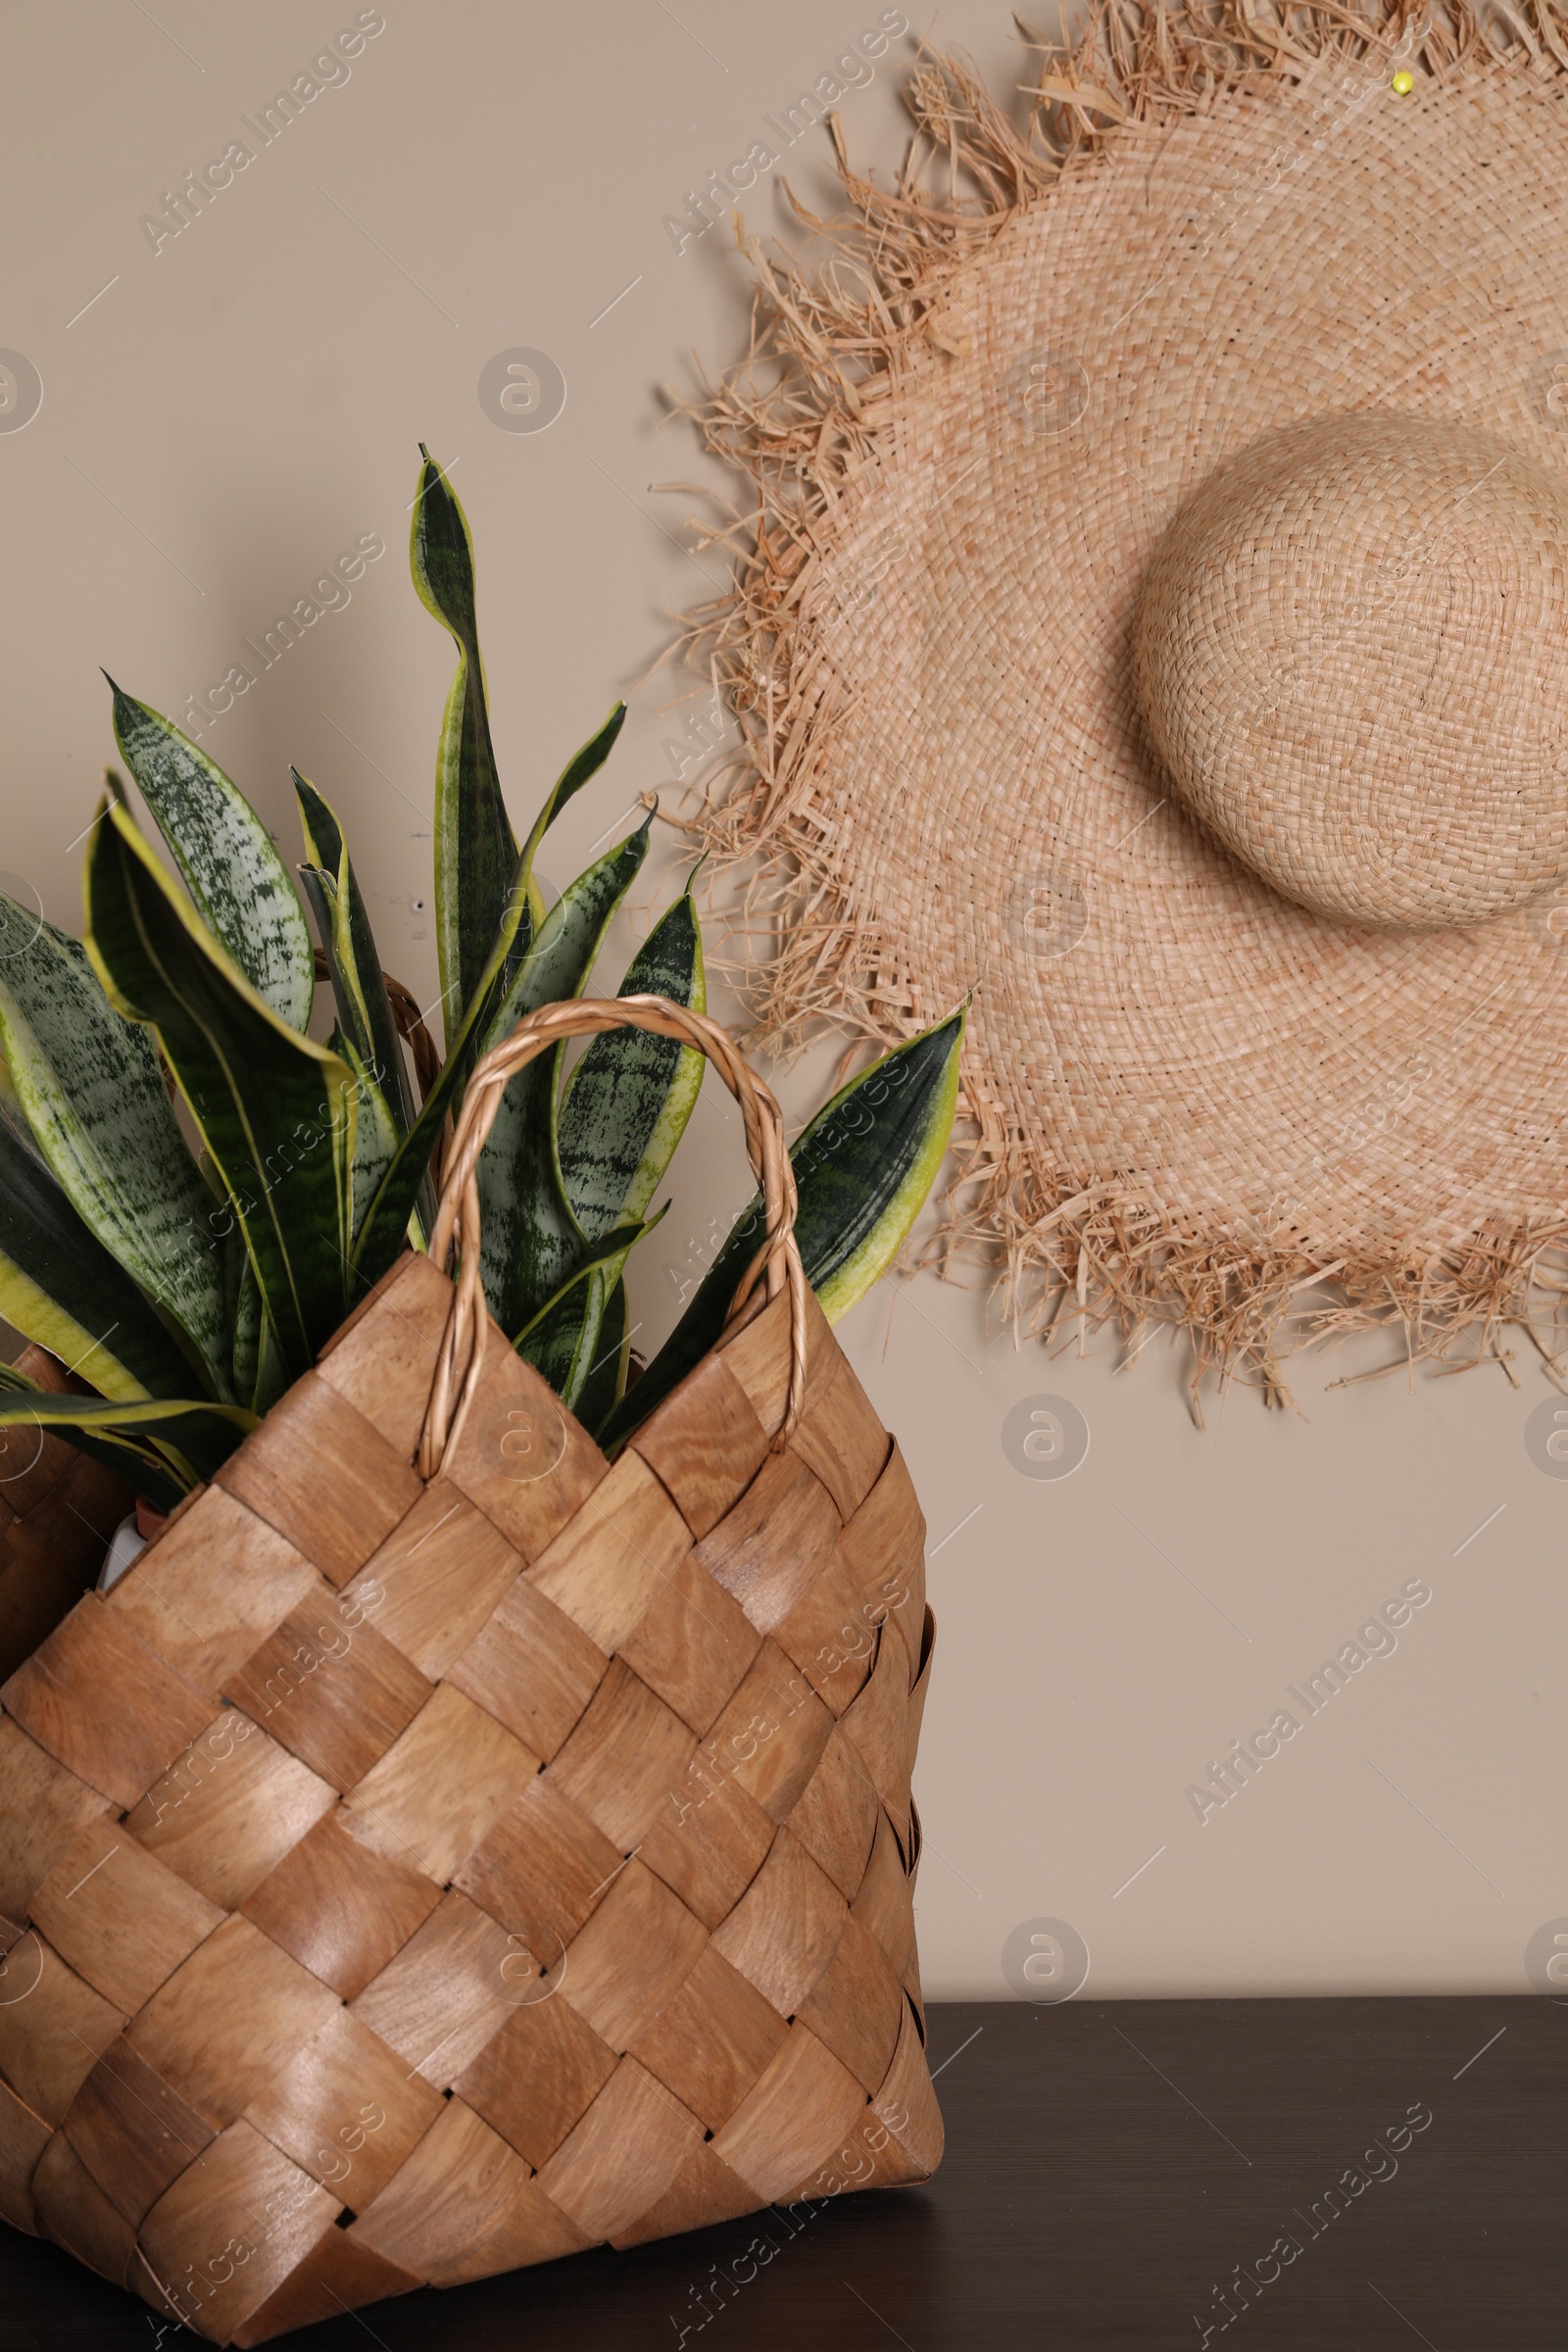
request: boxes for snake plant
[0,453,963,1508]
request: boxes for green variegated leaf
[347,880,528,1292]
[514,1213,663,1408]
[518,1281,610,1410]
[411,448,516,1043]
[0,1048,35,1159]
[558,879,705,1241]
[348,719,616,1293]
[0,1362,190,1511]
[336,1033,400,1242]
[231,1258,286,1415]
[294,769,415,1132]
[230,1247,261,1407]
[513,1214,661,1346]
[536,879,702,1426]
[347,980,484,1293]
[574,1269,630,1435]
[347,1097,445,1295]
[0,1102,202,1401]
[300,844,433,1249]
[598,1009,966,1453]
[475,814,652,1339]
[85,798,357,1379]
[808,1022,964,1319]
[107,682,315,1030]
[447,701,628,1097]
[0,894,230,1396]
[513,704,628,926]
[296,861,339,982]
[0,1388,256,1488]
[254,1316,288,1417]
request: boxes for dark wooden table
[2,1997,1560,2348]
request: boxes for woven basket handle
[417,994,808,1480]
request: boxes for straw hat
[687,1,1568,1400]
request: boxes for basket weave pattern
[0,1241,938,2340]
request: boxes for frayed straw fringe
[669,0,1568,1415]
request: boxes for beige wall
[0,2,1557,1998]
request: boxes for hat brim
[684,6,1568,1406]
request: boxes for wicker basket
[0,1345,135,1684]
[0,998,941,2345]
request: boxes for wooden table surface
[2,1996,1559,2349]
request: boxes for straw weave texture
[1134,412,1568,928]
[686,3,1568,1398]
[0,1254,938,2343]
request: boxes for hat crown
[1133,413,1568,928]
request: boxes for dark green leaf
[0,1388,256,1488]
[0,1095,205,1403]
[575,1270,629,1436]
[337,1033,400,1243]
[0,1052,41,1164]
[514,704,628,898]
[444,701,626,1101]
[294,768,416,1132]
[515,1217,662,1409]
[599,1010,965,1452]
[411,448,516,1044]
[0,894,230,1394]
[0,1362,189,1511]
[230,1247,261,1407]
[349,726,627,1293]
[302,858,433,1247]
[475,815,651,1337]
[230,1245,286,1414]
[346,945,511,1295]
[558,879,706,1241]
[107,682,315,1030]
[84,798,357,1379]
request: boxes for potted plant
[0,448,961,1578]
[0,451,957,2339]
